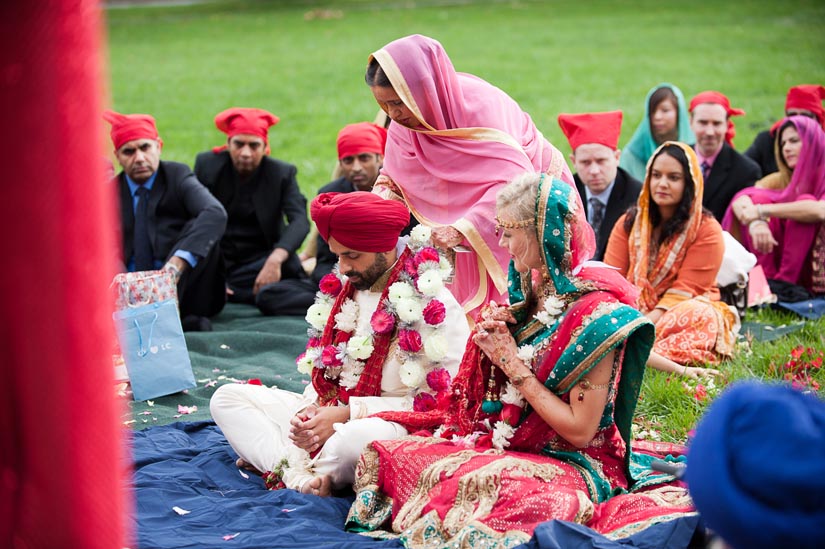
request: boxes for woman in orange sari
[605,142,737,366]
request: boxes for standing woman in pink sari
[724,115,825,297]
[365,35,574,318]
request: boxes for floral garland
[296,225,455,408]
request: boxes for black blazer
[194,151,309,254]
[118,161,227,266]
[575,167,642,261]
[701,143,762,222]
[744,129,777,177]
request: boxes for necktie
[701,161,711,181]
[133,186,154,271]
[589,197,605,235]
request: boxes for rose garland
[296,225,455,408]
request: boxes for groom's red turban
[311,192,408,252]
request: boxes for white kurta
[210,280,469,491]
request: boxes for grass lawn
[106,0,825,442]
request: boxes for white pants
[210,383,407,490]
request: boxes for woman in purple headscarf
[365,35,575,319]
[724,115,825,296]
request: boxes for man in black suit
[688,91,761,222]
[104,110,227,330]
[558,110,641,261]
[194,108,309,311]
[255,122,388,315]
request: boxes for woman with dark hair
[346,174,696,545]
[724,115,825,299]
[620,84,695,181]
[364,35,574,319]
[605,142,736,367]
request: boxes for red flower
[246,378,263,386]
[426,367,452,393]
[413,392,437,412]
[423,299,446,325]
[307,337,321,348]
[414,247,440,267]
[694,384,708,402]
[790,345,805,359]
[370,309,395,334]
[319,273,343,296]
[398,329,423,352]
[321,345,342,367]
[404,257,419,277]
[499,403,522,426]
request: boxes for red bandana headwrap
[212,107,278,154]
[785,84,825,128]
[310,191,409,252]
[103,110,161,151]
[557,110,623,151]
[336,122,387,160]
[689,91,746,147]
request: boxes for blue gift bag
[113,299,196,401]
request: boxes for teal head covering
[620,83,695,180]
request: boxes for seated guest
[745,84,825,176]
[211,192,470,496]
[257,121,395,315]
[104,110,227,331]
[194,107,309,309]
[724,116,825,299]
[346,174,695,544]
[605,142,737,367]
[687,381,825,549]
[620,83,694,181]
[558,110,642,260]
[689,91,761,221]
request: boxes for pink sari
[369,35,573,316]
[722,116,825,291]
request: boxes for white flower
[346,334,374,361]
[409,225,433,248]
[296,348,319,375]
[416,269,444,297]
[388,281,415,304]
[491,421,515,450]
[516,345,535,362]
[433,426,447,439]
[396,297,424,323]
[339,361,364,389]
[534,311,553,326]
[305,302,333,331]
[334,299,359,333]
[450,431,482,448]
[544,296,565,317]
[423,333,448,362]
[399,360,426,388]
[438,256,453,280]
[500,383,526,407]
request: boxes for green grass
[106,0,825,442]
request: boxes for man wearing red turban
[689,91,761,221]
[104,110,228,330]
[257,121,411,316]
[745,84,825,176]
[558,110,642,260]
[210,191,469,497]
[194,107,309,311]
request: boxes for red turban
[214,107,279,142]
[310,192,409,252]
[336,122,387,159]
[557,110,623,151]
[689,91,746,147]
[785,84,825,128]
[103,109,161,151]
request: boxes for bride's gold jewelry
[495,216,535,235]
[576,377,610,402]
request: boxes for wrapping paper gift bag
[112,292,195,401]
[112,269,178,309]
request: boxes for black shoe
[182,315,213,332]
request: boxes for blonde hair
[496,172,540,221]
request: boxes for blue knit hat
[686,381,825,548]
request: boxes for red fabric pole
[0,1,127,547]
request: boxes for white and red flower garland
[296,226,455,408]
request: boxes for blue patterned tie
[589,197,605,235]
[133,186,154,271]
[701,161,711,182]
